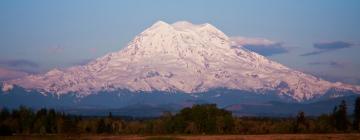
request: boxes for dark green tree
[294,111,308,133]
[0,108,10,120]
[46,109,57,133]
[172,104,234,134]
[353,97,360,130]
[0,108,12,136]
[108,112,113,119]
[334,100,349,131]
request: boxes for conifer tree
[353,97,360,130]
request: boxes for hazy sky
[0,0,359,84]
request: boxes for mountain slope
[3,21,360,101]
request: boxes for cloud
[47,45,65,54]
[0,67,28,81]
[0,59,39,68]
[230,37,288,56]
[300,51,326,56]
[307,61,346,68]
[314,41,351,50]
[0,59,40,73]
[301,41,352,56]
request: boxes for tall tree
[294,111,308,133]
[334,100,349,131]
[353,97,360,130]
[108,112,113,119]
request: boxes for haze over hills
[1,21,360,116]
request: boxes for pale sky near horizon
[0,0,359,84]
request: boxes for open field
[2,134,360,140]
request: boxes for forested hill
[1,98,360,136]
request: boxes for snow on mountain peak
[146,21,172,31]
[153,20,170,26]
[171,21,212,31]
[172,21,195,28]
[4,21,360,101]
[121,21,231,60]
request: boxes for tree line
[1,97,360,135]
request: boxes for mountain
[2,21,360,103]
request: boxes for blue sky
[0,0,360,84]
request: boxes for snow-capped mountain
[3,21,360,102]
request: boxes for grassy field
[1,134,360,140]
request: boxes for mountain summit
[3,21,360,101]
